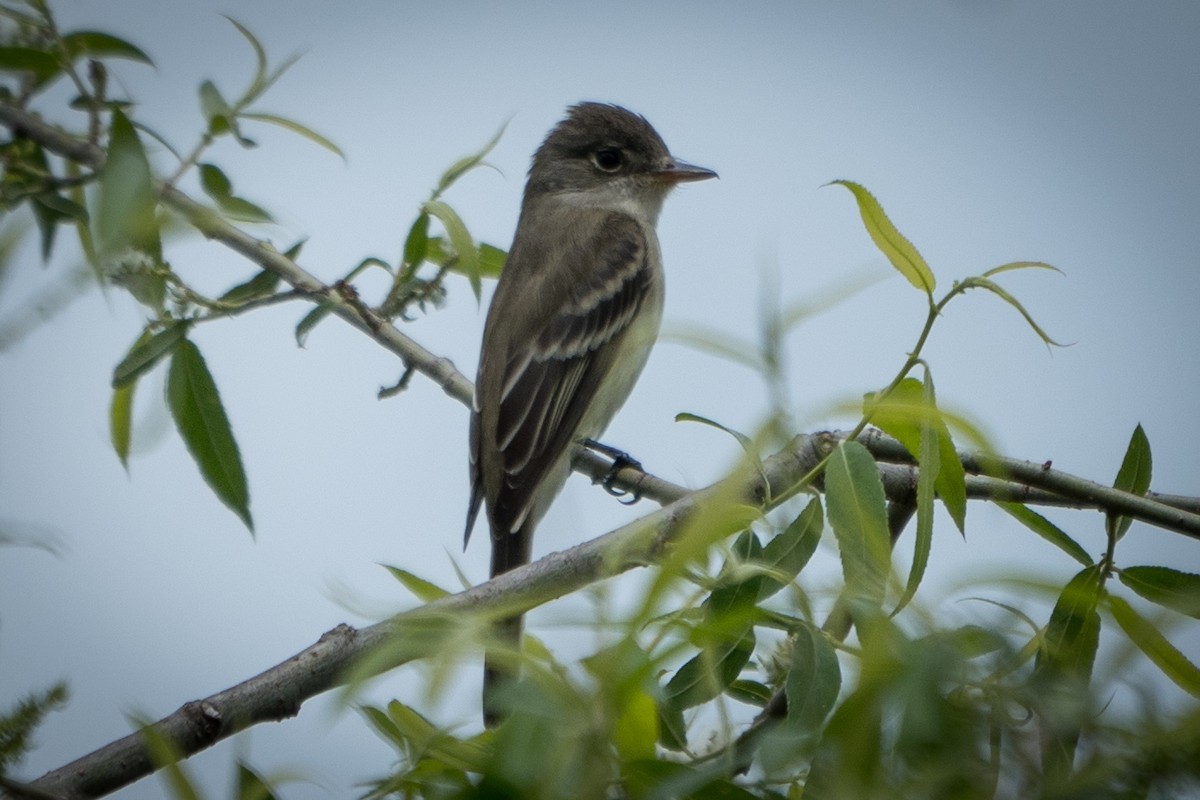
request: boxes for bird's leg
[582,438,645,505]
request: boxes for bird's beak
[654,157,718,183]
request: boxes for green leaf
[959,275,1066,347]
[785,623,841,735]
[824,440,891,616]
[1033,565,1102,781]
[1108,594,1200,698]
[1118,566,1200,619]
[0,45,61,84]
[675,411,754,450]
[758,497,823,599]
[97,108,162,267]
[240,112,345,159]
[219,269,281,306]
[981,260,1062,278]
[167,339,252,531]
[829,179,935,294]
[893,371,940,616]
[198,162,233,198]
[199,80,232,132]
[111,322,188,388]
[198,163,272,223]
[381,565,449,602]
[423,199,480,301]
[295,302,334,347]
[477,242,507,278]
[996,502,1093,567]
[435,120,506,196]
[664,629,755,711]
[613,688,659,762]
[401,212,430,275]
[61,31,153,65]
[109,381,134,470]
[1107,423,1152,542]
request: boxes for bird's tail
[483,525,533,727]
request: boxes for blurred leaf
[199,79,233,133]
[829,179,935,294]
[111,322,188,388]
[199,163,272,223]
[727,679,772,706]
[294,301,333,347]
[996,502,1093,567]
[219,269,281,305]
[1033,565,1102,782]
[0,45,60,84]
[825,440,891,616]
[109,381,134,471]
[477,242,507,278]
[614,688,659,762]
[958,275,1066,347]
[225,16,267,86]
[241,112,345,159]
[423,199,480,301]
[661,322,764,372]
[1118,566,1200,619]
[381,565,449,602]
[785,622,841,736]
[435,120,506,196]
[400,212,429,275]
[167,339,252,531]
[758,497,823,599]
[1108,594,1200,698]
[61,31,153,65]
[1107,423,1152,542]
[234,762,280,800]
[97,107,162,262]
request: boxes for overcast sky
[2,2,1198,797]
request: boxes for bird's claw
[583,439,646,505]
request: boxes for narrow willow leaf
[219,269,280,305]
[894,370,939,616]
[240,112,345,159]
[960,276,1066,347]
[111,322,188,388]
[825,440,891,615]
[1118,566,1200,619]
[664,630,755,711]
[675,411,753,449]
[223,17,267,84]
[295,302,333,347]
[758,497,823,600]
[1108,594,1200,698]
[110,382,134,470]
[199,162,233,199]
[981,260,1062,278]
[1108,424,1152,542]
[381,565,449,602]
[661,322,765,372]
[785,622,841,735]
[435,120,507,196]
[167,339,252,531]
[996,502,1093,566]
[829,179,935,294]
[61,31,153,65]
[423,199,480,301]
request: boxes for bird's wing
[467,211,653,550]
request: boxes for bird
[464,102,716,724]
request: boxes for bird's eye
[592,148,623,172]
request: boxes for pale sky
[2,2,1198,797]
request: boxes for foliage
[1,2,1198,799]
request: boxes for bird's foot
[583,439,645,505]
